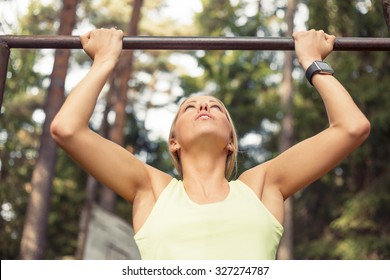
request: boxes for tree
[1,0,63,260]
[99,0,144,212]
[19,0,79,259]
[277,0,297,260]
[293,0,390,259]
[383,0,390,31]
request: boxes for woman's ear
[227,142,234,154]
[169,138,180,153]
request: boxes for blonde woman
[51,28,370,259]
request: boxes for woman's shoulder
[237,163,268,197]
[237,164,284,225]
[144,164,175,196]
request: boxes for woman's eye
[184,105,195,111]
[211,105,222,111]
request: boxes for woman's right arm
[50,28,170,203]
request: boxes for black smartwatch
[305,61,334,85]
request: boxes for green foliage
[44,149,87,259]
[0,86,45,260]
[1,0,389,260]
[81,0,132,30]
[0,0,51,258]
[19,0,61,35]
[0,0,79,259]
[293,0,390,259]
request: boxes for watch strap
[305,61,334,85]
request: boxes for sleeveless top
[133,178,283,260]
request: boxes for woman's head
[168,95,238,179]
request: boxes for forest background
[0,0,389,260]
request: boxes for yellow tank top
[134,178,283,260]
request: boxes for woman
[50,28,370,259]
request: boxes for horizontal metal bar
[1,35,390,51]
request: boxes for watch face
[316,61,334,72]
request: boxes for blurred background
[0,0,389,260]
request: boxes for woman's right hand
[80,28,124,65]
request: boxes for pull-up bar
[1,35,390,110]
[1,35,390,51]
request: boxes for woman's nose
[199,102,209,111]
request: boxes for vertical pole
[0,41,10,111]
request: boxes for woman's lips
[195,113,213,120]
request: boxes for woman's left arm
[243,30,371,200]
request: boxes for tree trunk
[99,0,144,212]
[277,0,297,260]
[75,175,99,259]
[19,0,79,259]
[76,76,113,259]
[383,0,390,32]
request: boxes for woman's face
[171,95,233,151]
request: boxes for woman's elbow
[348,116,371,144]
[50,117,76,144]
[50,119,64,144]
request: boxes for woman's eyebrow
[181,100,196,107]
[182,99,221,106]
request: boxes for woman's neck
[180,150,229,202]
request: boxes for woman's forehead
[181,95,223,105]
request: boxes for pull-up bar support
[0,42,10,110]
[1,35,390,51]
[1,35,390,111]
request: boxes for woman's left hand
[293,29,336,70]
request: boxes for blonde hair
[168,97,238,180]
